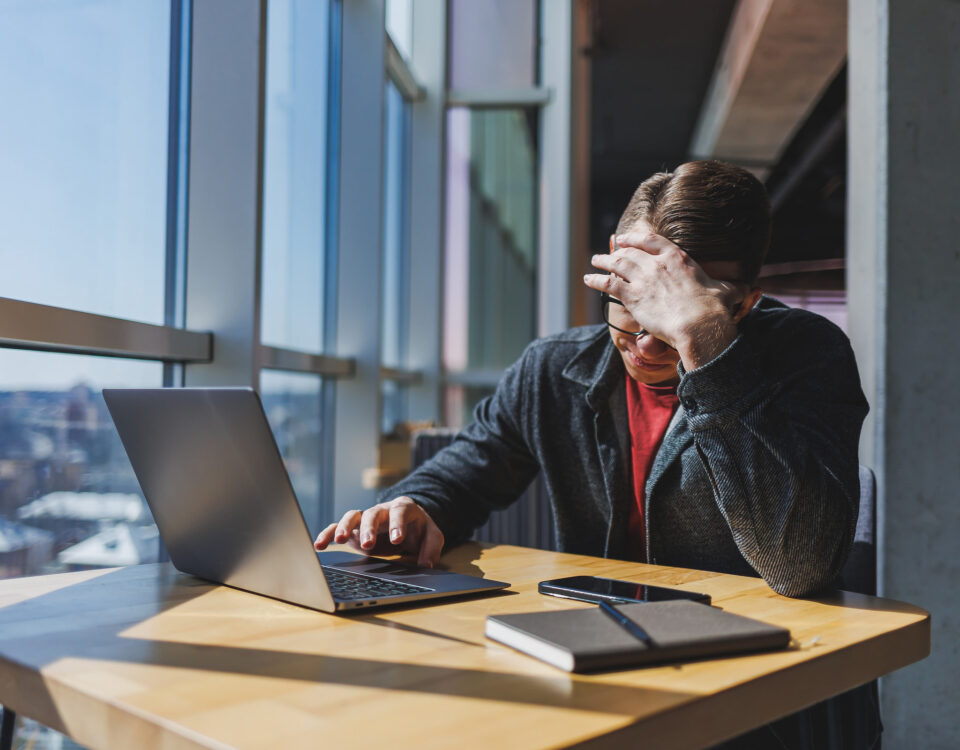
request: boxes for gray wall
[847,1,960,746]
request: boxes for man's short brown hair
[617,160,771,284]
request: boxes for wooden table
[0,543,929,750]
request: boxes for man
[316,161,880,750]
[316,160,866,595]
[315,160,875,746]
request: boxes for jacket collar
[561,327,624,411]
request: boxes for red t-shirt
[625,375,680,562]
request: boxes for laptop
[102,387,509,612]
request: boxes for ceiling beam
[689,0,847,177]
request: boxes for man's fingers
[590,251,640,280]
[358,505,388,550]
[387,499,419,545]
[614,231,672,254]
[334,509,362,544]
[417,523,445,569]
[583,272,623,296]
[314,522,338,550]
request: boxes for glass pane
[261,0,332,353]
[0,351,162,581]
[444,108,538,373]
[381,82,411,369]
[385,0,413,62]
[444,386,496,430]
[772,291,848,332]
[381,380,408,435]
[448,0,537,90]
[260,370,326,534]
[0,1,171,324]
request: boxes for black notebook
[485,600,790,673]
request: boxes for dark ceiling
[587,0,736,253]
[586,0,847,278]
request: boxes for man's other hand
[313,496,445,568]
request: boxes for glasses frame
[600,293,645,337]
[600,293,679,351]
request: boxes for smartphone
[538,575,711,605]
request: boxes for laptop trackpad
[318,550,441,577]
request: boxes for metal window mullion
[445,88,552,109]
[164,0,192,390]
[260,345,355,378]
[0,298,211,362]
[385,32,424,101]
[379,366,422,385]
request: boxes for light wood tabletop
[0,543,929,750]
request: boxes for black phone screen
[538,575,711,605]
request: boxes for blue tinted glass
[0,1,171,324]
[385,0,413,61]
[261,0,332,353]
[0,350,163,581]
[260,370,326,533]
[444,108,538,372]
[448,0,537,89]
[381,82,411,369]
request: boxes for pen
[598,600,656,648]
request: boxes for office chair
[818,465,881,749]
[841,465,878,596]
[0,707,13,750]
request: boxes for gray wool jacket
[384,297,869,598]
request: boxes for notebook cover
[485,600,791,673]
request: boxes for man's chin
[624,360,679,386]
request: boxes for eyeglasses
[600,293,678,351]
[601,292,743,351]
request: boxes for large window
[259,0,336,527]
[260,370,326,534]
[0,1,172,324]
[0,0,457,743]
[0,0,181,590]
[447,0,537,90]
[443,108,538,425]
[0,352,163,578]
[261,0,333,354]
[380,81,413,433]
[441,0,542,428]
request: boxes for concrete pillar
[847,1,960,746]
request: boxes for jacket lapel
[563,331,633,558]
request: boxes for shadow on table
[0,562,695,741]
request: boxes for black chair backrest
[839,465,878,596]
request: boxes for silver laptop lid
[103,388,336,612]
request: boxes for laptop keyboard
[322,566,434,601]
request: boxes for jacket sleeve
[676,309,869,597]
[378,347,540,547]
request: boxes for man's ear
[733,287,763,323]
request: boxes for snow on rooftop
[58,523,159,567]
[16,492,148,523]
[0,517,55,553]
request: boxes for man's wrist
[675,309,738,371]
